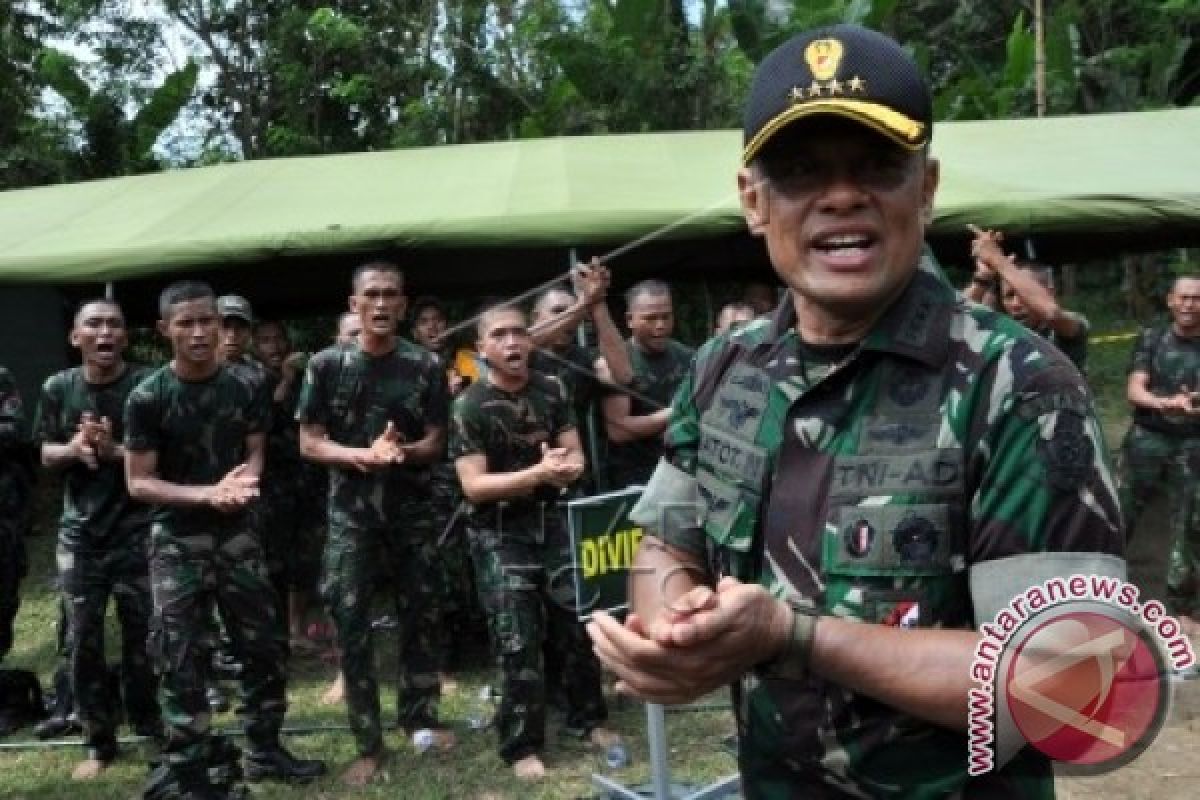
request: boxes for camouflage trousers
[468,523,607,764]
[322,511,444,757]
[147,524,287,787]
[258,474,325,633]
[1120,425,1200,615]
[428,470,487,668]
[57,540,158,758]
[0,521,25,660]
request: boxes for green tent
[1,108,1198,317]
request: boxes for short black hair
[351,261,404,292]
[72,297,123,327]
[1171,274,1200,293]
[533,286,576,317]
[625,279,672,308]
[474,296,525,338]
[410,295,447,322]
[252,319,289,339]
[159,280,215,320]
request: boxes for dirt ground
[1055,674,1200,800]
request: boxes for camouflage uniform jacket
[448,373,575,534]
[1128,325,1200,436]
[124,364,268,535]
[658,256,1124,798]
[606,338,693,485]
[35,365,152,551]
[295,338,448,528]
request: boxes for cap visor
[743,99,927,164]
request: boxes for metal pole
[647,703,673,799]
[571,248,607,492]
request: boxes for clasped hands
[536,441,583,489]
[587,576,793,706]
[347,421,409,472]
[71,412,118,470]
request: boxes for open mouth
[95,343,115,355]
[813,232,878,258]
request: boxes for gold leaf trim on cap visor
[743,99,927,165]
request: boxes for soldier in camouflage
[529,260,634,492]
[450,303,619,780]
[0,365,30,664]
[1120,274,1200,625]
[409,295,485,676]
[602,279,694,489]
[126,281,324,798]
[589,25,1124,799]
[35,298,159,779]
[963,226,1091,371]
[253,319,324,648]
[297,263,453,786]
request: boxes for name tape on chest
[830,450,961,497]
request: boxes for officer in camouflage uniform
[0,365,30,663]
[1120,274,1200,621]
[602,279,693,489]
[297,263,452,787]
[589,26,1124,799]
[450,303,618,780]
[35,299,159,779]
[126,281,324,798]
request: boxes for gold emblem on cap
[805,38,844,82]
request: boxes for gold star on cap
[808,80,823,98]
[848,75,866,93]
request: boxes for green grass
[0,285,1153,799]
[1,481,736,800]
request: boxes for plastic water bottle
[412,728,436,753]
[604,741,630,769]
[467,685,495,730]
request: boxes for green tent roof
[1,108,1197,301]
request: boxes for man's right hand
[536,441,582,488]
[347,421,405,472]
[71,412,100,470]
[209,463,260,512]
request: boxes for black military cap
[742,24,933,164]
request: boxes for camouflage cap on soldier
[216,294,253,323]
[742,24,933,164]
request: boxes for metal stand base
[592,703,740,800]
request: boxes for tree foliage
[1,0,1197,189]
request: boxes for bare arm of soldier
[242,431,266,479]
[592,300,633,386]
[41,426,96,470]
[602,392,670,444]
[1127,369,1193,412]
[298,421,383,471]
[126,447,224,508]
[398,423,445,465]
[454,448,564,504]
